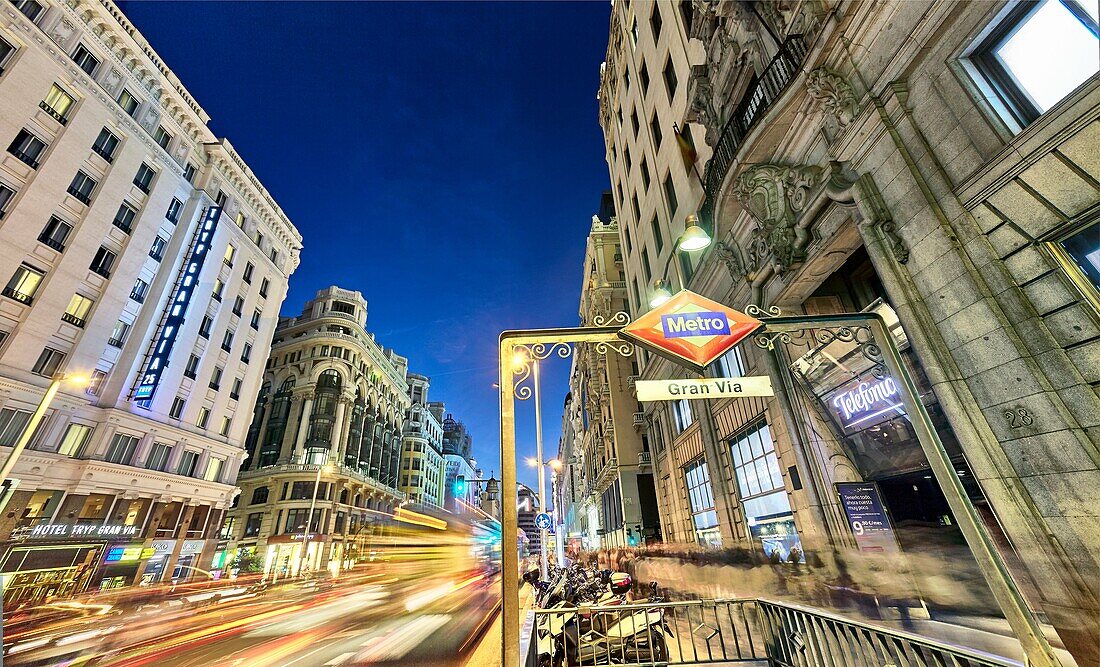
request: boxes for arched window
[306,370,343,461]
[280,376,296,392]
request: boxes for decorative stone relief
[49,18,77,46]
[806,67,859,127]
[854,173,909,264]
[139,103,160,133]
[732,163,827,273]
[686,66,719,146]
[104,67,122,91]
[715,240,747,281]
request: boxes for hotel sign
[635,376,774,401]
[620,291,762,372]
[25,524,139,539]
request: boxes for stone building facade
[225,286,409,578]
[399,372,445,507]
[596,0,1099,662]
[0,0,300,602]
[560,202,661,550]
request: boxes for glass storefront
[729,421,803,561]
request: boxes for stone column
[279,396,304,461]
[132,433,157,468]
[358,410,376,470]
[329,398,348,459]
[293,396,314,463]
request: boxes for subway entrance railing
[523,598,1021,667]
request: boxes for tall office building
[226,287,410,578]
[595,1,1099,662]
[0,0,301,602]
[399,372,445,507]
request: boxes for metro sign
[619,290,763,372]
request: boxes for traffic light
[626,527,638,546]
[453,475,466,496]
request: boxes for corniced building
[399,372,445,507]
[225,286,410,579]
[597,0,1099,662]
[0,0,300,603]
[567,199,661,549]
[555,374,586,552]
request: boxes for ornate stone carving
[854,173,909,264]
[140,103,160,133]
[733,163,827,273]
[806,67,859,127]
[103,67,122,91]
[49,18,76,45]
[715,240,747,281]
[687,65,719,146]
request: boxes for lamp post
[0,372,89,514]
[525,456,561,577]
[649,213,712,307]
[298,454,333,577]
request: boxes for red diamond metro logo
[619,291,762,373]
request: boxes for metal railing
[701,34,809,222]
[525,598,1022,667]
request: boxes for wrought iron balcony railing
[701,33,809,223]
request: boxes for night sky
[118,1,612,492]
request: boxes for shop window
[683,457,720,547]
[968,0,1099,130]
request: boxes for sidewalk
[464,587,532,667]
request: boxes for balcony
[638,451,652,467]
[9,149,40,169]
[701,33,809,222]
[107,337,124,348]
[632,412,645,427]
[37,234,65,252]
[2,287,34,305]
[111,219,132,234]
[90,264,111,279]
[61,312,86,328]
[38,100,67,125]
[92,145,115,163]
[67,185,92,205]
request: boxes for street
[3,571,501,666]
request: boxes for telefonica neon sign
[831,377,904,429]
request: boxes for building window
[1055,220,1100,291]
[243,512,263,537]
[112,202,137,233]
[729,421,802,560]
[251,486,269,504]
[62,293,94,328]
[153,126,172,150]
[250,309,261,330]
[8,129,47,169]
[684,457,720,547]
[243,262,254,284]
[284,508,321,534]
[232,295,244,316]
[650,4,663,38]
[198,315,212,338]
[166,197,183,223]
[71,44,99,76]
[86,369,108,396]
[57,423,92,457]
[259,277,270,298]
[31,347,65,377]
[673,398,694,432]
[221,330,234,353]
[0,36,14,74]
[117,89,139,117]
[67,170,97,205]
[663,173,678,217]
[230,377,242,401]
[133,163,156,193]
[640,60,650,91]
[196,405,211,429]
[89,246,115,278]
[241,342,253,363]
[640,157,651,191]
[205,456,224,481]
[969,0,1099,129]
[108,320,130,347]
[92,127,119,162]
[641,246,652,282]
[6,263,44,305]
[12,0,44,21]
[41,84,75,124]
[184,354,200,379]
[178,449,200,476]
[149,235,167,262]
[651,215,664,253]
[715,346,746,379]
[146,442,173,471]
[630,14,639,45]
[0,409,33,446]
[663,55,678,100]
[183,162,197,183]
[0,183,14,219]
[209,365,223,390]
[169,396,185,419]
[130,278,149,303]
[631,193,640,222]
[38,216,72,252]
[104,433,140,465]
[223,244,236,267]
[650,112,662,148]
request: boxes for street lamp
[677,213,712,252]
[524,455,559,579]
[0,372,89,513]
[298,454,335,577]
[650,213,713,307]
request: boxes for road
[3,571,502,666]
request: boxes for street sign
[635,376,774,401]
[534,512,552,530]
[619,290,762,372]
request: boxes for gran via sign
[636,376,774,401]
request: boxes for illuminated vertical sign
[134,206,222,401]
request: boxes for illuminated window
[969,0,1099,128]
[117,89,139,117]
[166,197,183,223]
[63,293,94,327]
[42,84,75,122]
[86,369,108,396]
[195,408,210,430]
[57,424,92,457]
[206,456,225,480]
[223,244,236,266]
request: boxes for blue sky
[119,1,612,491]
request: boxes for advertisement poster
[836,482,899,553]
